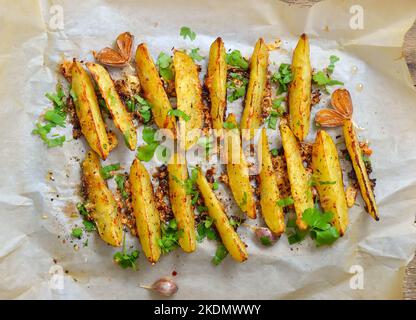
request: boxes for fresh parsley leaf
[327,55,340,74]
[137,142,159,162]
[270,148,279,157]
[142,127,157,144]
[156,52,174,81]
[168,109,191,121]
[113,233,139,271]
[197,205,208,213]
[71,227,83,239]
[223,121,237,129]
[229,218,241,228]
[271,63,293,94]
[260,236,272,246]
[158,219,183,254]
[83,220,96,232]
[100,163,121,180]
[212,243,228,265]
[127,95,152,123]
[226,50,249,69]
[77,202,88,217]
[312,71,344,87]
[212,180,219,191]
[197,217,217,242]
[277,197,294,207]
[180,26,196,41]
[44,109,66,127]
[189,48,204,62]
[301,207,340,246]
[45,83,66,110]
[115,174,128,200]
[227,85,246,102]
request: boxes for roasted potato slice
[343,120,379,220]
[129,159,161,263]
[259,128,285,234]
[240,38,269,140]
[71,61,110,159]
[86,62,137,150]
[288,34,311,141]
[280,123,313,230]
[195,168,248,263]
[224,114,256,219]
[135,43,176,134]
[206,37,227,130]
[312,130,349,235]
[167,153,196,253]
[81,151,122,246]
[173,50,204,150]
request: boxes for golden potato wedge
[240,38,269,140]
[173,50,204,150]
[167,153,196,253]
[280,123,313,230]
[71,61,110,159]
[288,33,311,141]
[343,120,379,220]
[86,62,137,150]
[195,168,248,262]
[206,37,227,130]
[312,130,349,235]
[135,43,176,134]
[224,114,256,219]
[129,159,161,263]
[81,151,122,246]
[258,128,285,234]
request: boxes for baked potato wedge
[240,38,269,140]
[135,43,176,134]
[312,130,349,235]
[129,159,161,263]
[206,37,227,130]
[344,120,379,220]
[259,128,285,234]
[280,123,313,230]
[195,168,248,263]
[173,50,204,150]
[288,33,311,141]
[81,151,123,246]
[167,153,196,253]
[86,62,137,150]
[224,114,256,219]
[71,61,110,159]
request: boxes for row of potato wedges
[75,34,378,264]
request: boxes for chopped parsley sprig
[312,55,344,93]
[158,219,183,254]
[113,232,140,270]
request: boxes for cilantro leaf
[226,50,249,70]
[158,219,183,254]
[270,148,279,157]
[277,197,294,207]
[113,233,140,271]
[227,85,246,102]
[180,26,196,41]
[212,243,228,265]
[83,220,96,232]
[189,48,204,62]
[223,121,237,129]
[71,227,83,239]
[212,180,219,190]
[115,174,128,200]
[327,55,340,74]
[168,109,191,121]
[313,71,344,87]
[137,142,159,162]
[44,109,66,127]
[156,52,174,81]
[271,63,293,94]
[260,236,272,246]
[100,163,121,180]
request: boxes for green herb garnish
[115,174,128,200]
[168,109,191,121]
[158,219,183,254]
[226,50,249,70]
[100,163,121,180]
[271,63,293,94]
[71,227,83,239]
[180,26,196,41]
[277,197,294,207]
[212,243,228,265]
[156,52,174,81]
[113,233,139,270]
[189,48,204,62]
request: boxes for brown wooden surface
[282,0,416,300]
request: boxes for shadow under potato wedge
[258,128,285,235]
[129,159,162,263]
[167,153,196,253]
[173,50,204,150]
[288,33,312,142]
[135,43,176,134]
[240,38,269,140]
[195,168,248,263]
[71,61,111,159]
[224,114,256,219]
[86,62,137,150]
[206,37,227,130]
[280,122,313,230]
[312,130,349,235]
[81,151,123,247]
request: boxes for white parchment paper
[1,0,416,299]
